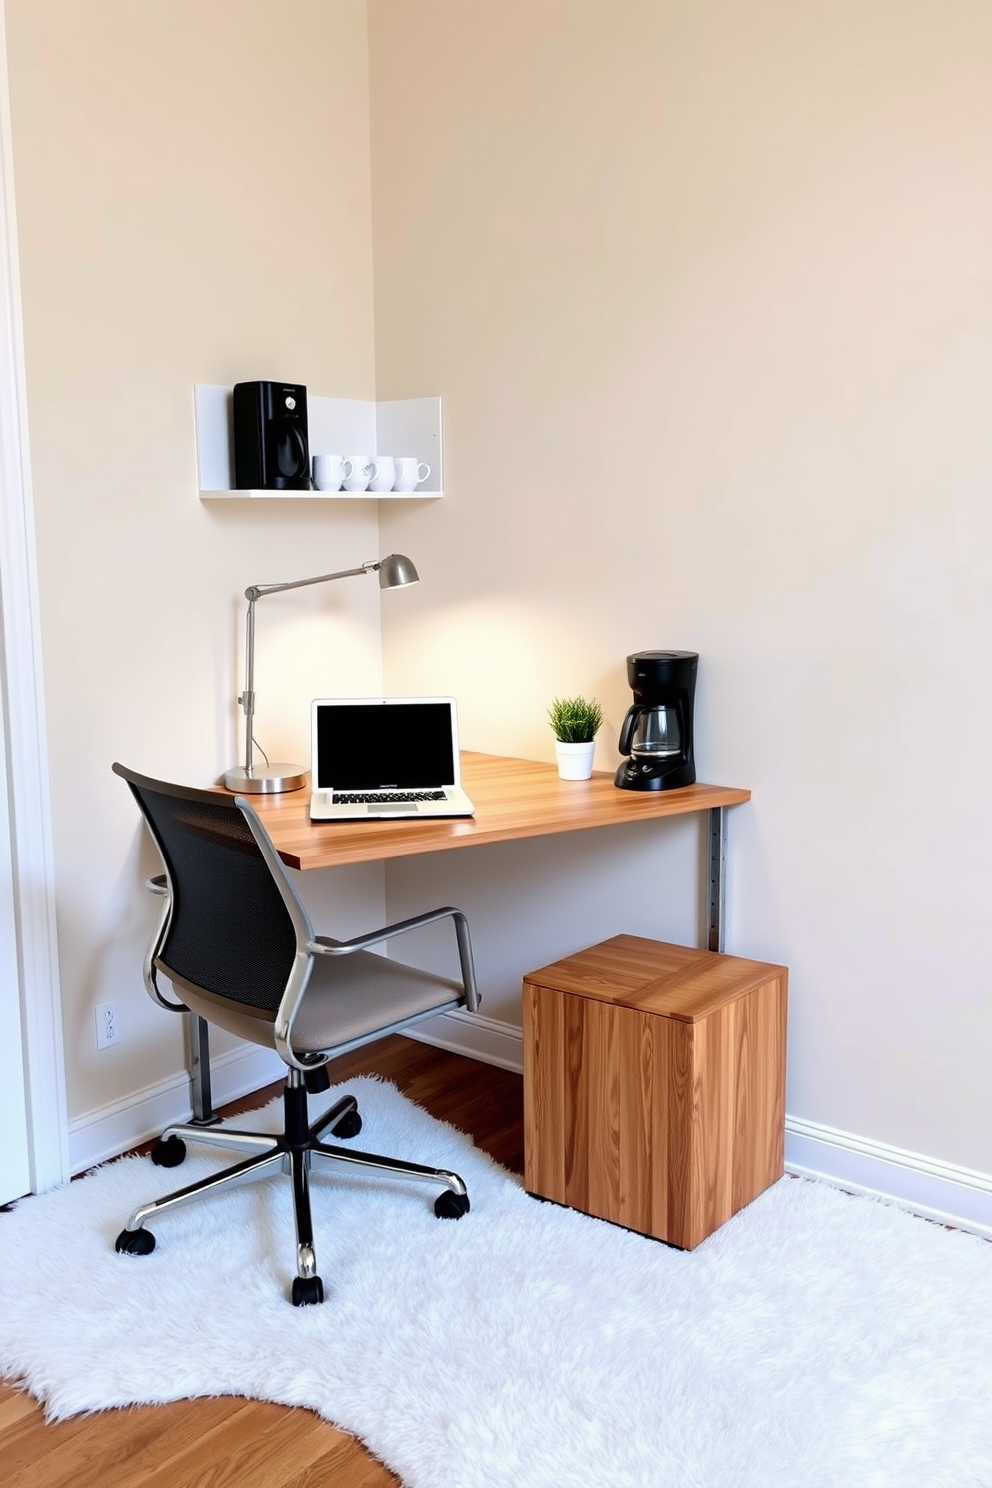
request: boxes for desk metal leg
[707,806,727,954]
[187,1012,220,1125]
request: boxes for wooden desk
[186,753,750,1122]
[253,750,749,874]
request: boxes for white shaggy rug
[1,1078,991,1488]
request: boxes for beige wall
[369,1,992,1171]
[6,0,992,1181]
[6,0,387,1120]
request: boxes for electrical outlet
[95,1000,121,1050]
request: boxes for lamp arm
[230,553,414,791]
[237,563,376,776]
[245,563,374,603]
[240,595,256,774]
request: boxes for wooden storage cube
[522,935,788,1249]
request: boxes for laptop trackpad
[374,801,415,813]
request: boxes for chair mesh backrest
[130,781,299,1014]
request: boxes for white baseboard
[401,1008,525,1073]
[68,1044,285,1175]
[400,1014,992,1241]
[785,1116,992,1242]
[68,1016,992,1245]
[66,1014,522,1176]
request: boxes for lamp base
[224,763,309,794]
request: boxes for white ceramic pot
[554,740,596,780]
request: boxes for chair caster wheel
[292,1275,324,1306]
[333,1109,362,1139]
[434,1190,470,1220]
[151,1135,186,1168]
[115,1227,156,1256]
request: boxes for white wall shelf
[201,487,434,501]
[194,384,443,499]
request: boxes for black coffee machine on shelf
[233,380,310,490]
[615,650,698,792]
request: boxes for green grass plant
[547,695,604,743]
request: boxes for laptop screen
[314,699,457,791]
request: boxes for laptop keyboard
[331,790,447,804]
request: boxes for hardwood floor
[0,1037,524,1488]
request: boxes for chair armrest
[309,905,480,1012]
[141,872,186,1011]
[310,905,466,955]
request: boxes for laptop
[309,697,476,820]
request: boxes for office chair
[111,762,480,1306]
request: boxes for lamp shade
[377,553,419,589]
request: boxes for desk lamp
[224,552,419,794]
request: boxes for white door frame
[0,2,68,1192]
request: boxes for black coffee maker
[233,380,310,490]
[615,650,698,791]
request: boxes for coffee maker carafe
[615,650,697,791]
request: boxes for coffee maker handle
[617,704,642,757]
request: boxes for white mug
[341,456,378,493]
[367,455,396,493]
[312,454,353,491]
[393,456,431,492]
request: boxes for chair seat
[296,950,463,1051]
[172,949,464,1056]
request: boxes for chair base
[115,1073,470,1304]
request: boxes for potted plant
[548,695,604,780]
